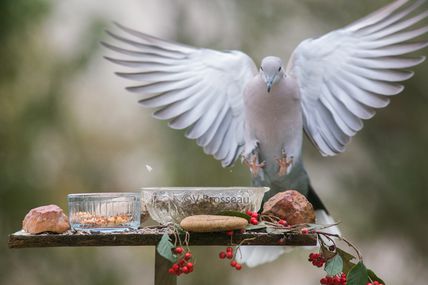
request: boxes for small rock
[22,204,70,234]
[180,215,248,232]
[262,190,315,225]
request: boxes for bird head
[260,56,285,93]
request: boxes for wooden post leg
[155,248,177,285]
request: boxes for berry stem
[316,231,363,262]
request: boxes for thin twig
[316,231,363,262]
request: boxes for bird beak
[267,80,273,93]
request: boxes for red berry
[226,247,233,253]
[168,268,175,274]
[219,252,226,259]
[226,251,233,259]
[245,210,253,216]
[333,276,340,285]
[235,264,242,270]
[301,228,309,235]
[251,212,259,219]
[174,247,183,254]
[186,262,193,268]
[278,220,287,226]
[320,277,328,284]
[182,266,189,274]
[309,252,327,267]
[184,252,192,260]
[172,264,179,271]
[367,283,373,285]
[226,231,234,236]
[230,260,237,267]
[250,217,259,225]
[373,282,379,285]
[179,259,186,267]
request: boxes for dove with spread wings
[103,0,428,266]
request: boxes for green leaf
[336,248,356,274]
[245,221,267,231]
[156,233,177,263]
[217,211,251,221]
[266,226,286,234]
[368,269,386,285]
[336,248,356,262]
[324,254,343,276]
[347,262,368,285]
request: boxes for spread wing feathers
[103,23,257,166]
[287,0,428,156]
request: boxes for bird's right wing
[287,0,428,156]
[103,23,257,166]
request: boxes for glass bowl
[141,187,269,224]
[68,192,141,232]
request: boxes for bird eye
[278,67,282,71]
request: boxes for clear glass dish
[68,192,141,232]
[141,187,269,224]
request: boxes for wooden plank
[155,249,176,285]
[8,228,317,249]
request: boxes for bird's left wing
[103,23,257,166]
[287,0,428,156]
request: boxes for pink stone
[22,204,70,234]
[262,190,316,225]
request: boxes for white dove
[103,0,428,266]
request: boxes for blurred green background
[1,0,427,284]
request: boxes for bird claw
[276,151,293,176]
[242,154,265,177]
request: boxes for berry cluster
[168,247,194,276]
[320,273,347,285]
[245,210,260,225]
[218,246,242,270]
[367,281,383,285]
[308,252,326,268]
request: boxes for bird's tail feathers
[236,246,290,268]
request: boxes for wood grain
[8,227,317,248]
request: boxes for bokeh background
[1,0,427,284]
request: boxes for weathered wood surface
[8,226,317,249]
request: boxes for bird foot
[276,151,293,176]
[242,154,265,177]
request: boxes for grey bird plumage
[243,56,310,198]
[104,0,428,267]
